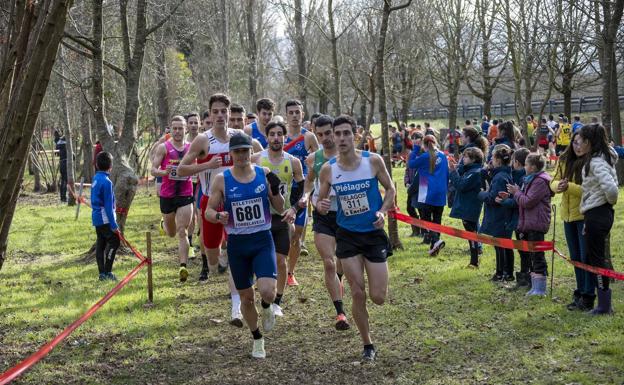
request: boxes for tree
[0,0,75,271]
[376,0,412,250]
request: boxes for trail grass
[1,178,623,384]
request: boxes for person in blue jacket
[478,144,515,281]
[448,147,484,268]
[408,135,449,256]
[91,151,120,281]
[487,121,517,162]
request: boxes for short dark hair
[526,153,546,171]
[463,147,484,165]
[96,151,113,171]
[512,147,530,166]
[246,112,257,119]
[256,98,275,112]
[314,114,333,129]
[332,114,357,133]
[230,103,245,114]
[202,111,210,120]
[465,119,471,126]
[310,113,322,124]
[285,99,303,110]
[573,116,580,121]
[208,93,231,110]
[265,121,287,136]
[185,112,199,121]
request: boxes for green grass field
[1,175,623,384]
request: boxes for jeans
[564,220,594,297]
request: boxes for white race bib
[339,192,370,216]
[168,165,190,181]
[232,197,266,228]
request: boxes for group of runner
[149,94,394,361]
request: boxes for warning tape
[390,210,554,252]
[554,248,624,281]
[0,237,150,384]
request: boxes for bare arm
[300,153,316,205]
[305,131,320,153]
[315,163,333,215]
[177,135,219,176]
[252,139,263,153]
[150,143,169,177]
[205,174,227,224]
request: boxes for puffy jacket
[514,171,553,233]
[478,166,514,237]
[408,146,449,207]
[550,162,583,222]
[580,148,619,213]
[449,163,483,223]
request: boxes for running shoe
[159,218,165,236]
[287,273,299,286]
[362,345,376,361]
[335,313,350,331]
[262,304,276,332]
[490,273,503,282]
[188,247,195,259]
[272,303,284,317]
[106,272,118,281]
[252,338,266,359]
[218,263,228,274]
[428,240,445,256]
[230,307,243,328]
[179,266,189,282]
[300,246,309,257]
[198,267,208,282]
[466,264,479,269]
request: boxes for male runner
[185,112,202,256]
[177,93,244,326]
[205,133,284,359]
[232,103,264,153]
[316,114,395,361]
[244,98,276,148]
[151,116,195,282]
[284,99,319,286]
[299,114,350,330]
[253,121,304,317]
[201,110,212,132]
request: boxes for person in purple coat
[507,154,553,296]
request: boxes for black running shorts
[335,227,392,263]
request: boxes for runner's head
[229,133,254,168]
[186,112,200,136]
[256,98,275,127]
[265,121,287,152]
[170,115,187,143]
[246,112,257,124]
[285,99,304,129]
[96,151,113,172]
[229,103,246,130]
[313,114,335,149]
[201,110,211,132]
[310,112,321,131]
[208,93,231,131]
[332,114,357,154]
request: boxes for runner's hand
[316,198,331,215]
[373,211,385,229]
[217,211,229,225]
[282,207,296,224]
[163,165,173,175]
[206,156,222,169]
[298,194,308,209]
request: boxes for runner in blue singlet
[316,114,396,362]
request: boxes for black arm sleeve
[289,180,305,208]
[266,171,281,196]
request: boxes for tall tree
[0,0,75,271]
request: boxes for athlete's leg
[288,224,303,274]
[162,211,177,238]
[175,203,193,265]
[276,252,287,298]
[363,259,389,306]
[341,255,371,344]
[238,287,258,331]
[315,232,341,301]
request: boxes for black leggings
[494,246,514,277]
[96,225,120,274]
[420,204,444,249]
[462,220,479,266]
[584,204,614,290]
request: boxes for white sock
[209,263,219,274]
[231,294,241,317]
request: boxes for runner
[205,133,285,358]
[185,112,201,257]
[201,110,212,132]
[245,98,276,148]
[253,121,304,317]
[151,116,195,282]
[177,93,244,326]
[299,114,351,330]
[316,114,395,361]
[284,99,319,286]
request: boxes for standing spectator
[446,126,461,155]
[577,124,619,315]
[408,135,449,256]
[405,131,424,237]
[487,119,499,144]
[555,117,572,155]
[481,116,490,136]
[55,131,68,202]
[507,154,553,296]
[526,116,536,146]
[572,116,583,133]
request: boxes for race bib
[339,192,370,216]
[279,183,287,196]
[168,165,190,181]
[232,197,266,228]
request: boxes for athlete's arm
[315,162,332,215]
[299,153,316,207]
[252,139,263,153]
[150,143,170,177]
[244,125,253,136]
[371,153,396,229]
[251,152,262,165]
[305,131,320,153]
[177,135,218,176]
[205,174,228,224]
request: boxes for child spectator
[550,132,594,310]
[478,144,515,281]
[577,124,619,315]
[92,152,120,281]
[405,131,424,237]
[449,147,484,268]
[408,135,449,256]
[507,154,553,296]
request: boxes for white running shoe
[262,304,276,332]
[428,240,446,256]
[252,338,266,359]
[230,307,243,328]
[272,303,284,317]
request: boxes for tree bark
[246,0,258,107]
[328,0,341,115]
[58,47,76,206]
[220,0,229,92]
[294,0,308,113]
[80,84,94,182]
[156,41,170,133]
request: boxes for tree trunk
[156,41,170,133]
[294,0,308,114]
[246,0,258,107]
[80,88,94,182]
[220,0,229,92]
[366,72,376,131]
[0,0,74,271]
[58,47,76,206]
[328,0,341,115]
[448,81,460,132]
[562,71,572,121]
